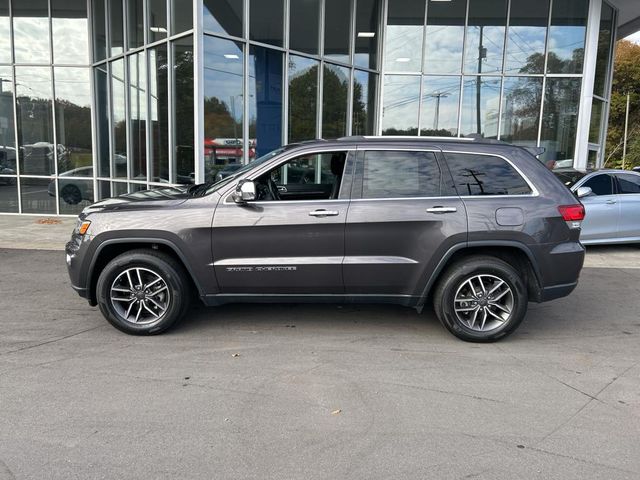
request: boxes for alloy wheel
[453,274,514,332]
[110,267,171,325]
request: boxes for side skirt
[201,293,421,308]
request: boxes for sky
[626,32,640,44]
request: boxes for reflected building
[0,0,637,214]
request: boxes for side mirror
[576,186,592,199]
[232,180,256,203]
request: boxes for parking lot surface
[1,247,639,479]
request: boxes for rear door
[343,148,467,297]
[577,173,620,242]
[614,172,640,240]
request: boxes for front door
[578,173,620,242]
[212,150,353,294]
[615,173,640,240]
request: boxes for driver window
[255,151,347,201]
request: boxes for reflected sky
[381,75,420,133]
[13,17,50,64]
[460,76,501,138]
[421,76,460,135]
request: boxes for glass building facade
[0,0,628,214]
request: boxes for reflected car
[554,168,640,245]
[214,163,243,182]
[48,167,94,205]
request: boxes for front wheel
[96,249,191,335]
[433,256,528,342]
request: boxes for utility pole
[428,92,449,130]
[476,26,486,136]
[623,92,630,169]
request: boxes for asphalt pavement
[0,247,639,479]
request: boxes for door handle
[309,209,339,217]
[427,206,458,214]
[605,199,617,204]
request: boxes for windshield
[553,170,588,188]
[204,147,286,194]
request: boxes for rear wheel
[433,256,528,342]
[96,249,191,335]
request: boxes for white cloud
[625,32,640,45]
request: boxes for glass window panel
[13,0,50,64]
[290,0,320,54]
[505,0,549,74]
[0,0,11,64]
[445,153,531,196]
[288,55,318,142]
[94,66,109,177]
[203,0,242,37]
[110,59,127,178]
[362,151,441,198]
[589,98,603,145]
[460,76,501,138]
[58,177,93,213]
[16,67,54,176]
[148,0,167,42]
[421,76,460,136]
[20,178,55,213]
[97,179,111,199]
[352,70,376,135]
[464,0,507,74]
[583,173,613,195]
[594,3,614,98]
[149,45,169,183]
[500,76,542,145]
[0,180,18,213]
[112,180,127,196]
[127,0,145,50]
[250,0,283,47]
[249,46,283,158]
[54,67,93,176]
[547,0,588,74]
[171,0,192,35]
[424,0,466,74]
[129,51,147,180]
[322,64,349,138]
[109,0,124,57]
[540,78,581,163]
[173,36,194,184]
[52,0,89,65]
[586,149,597,170]
[0,66,16,177]
[92,0,106,61]
[617,174,640,194]
[354,0,381,69]
[204,36,243,177]
[381,75,419,135]
[324,0,351,63]
[129,181,146,192]
[384,0,424,72]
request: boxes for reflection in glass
[421,76,460,136]
[249,46,283,158]
[13,0,50,64]
[594,3,614,98]
[384,0,424,72]
[95,66,109,177]
[460,76,501,138]
[111,59,127,178]
[97,179,110,199]
[128,0,145,50]
[540,78,581,163]
[424,0,466,74]
[354,0,380,69]
[589,99,603,144]
[324,0,351,63]
[352,70,376,136]
[129,51,147,180]
[173,36,194,184]
[547,0,588,74]
[58,178,93,214]
[171,0,192,35]
[149,46,169,182]
[323,64,349,138]
[288,55,318,143]
[92,0,106,62]
[0,0,11,64]
[55,68,93,175]
[500,77,543,145]
[203,0,242,37]
[505,0,549,74]
[16,67,54,176]
[250,0,284,47]
[0,181,18,213]
[109,0,124,57]
[204,36,243,177]
[21,178,56,214]
[586,149,597,170]
[381,75,420,135]
[52,0,89,65]
[0,66,16,178]
[112,181,128,196]
[464,0,507,74]
[148,0,167,42]
[290,0,320,54]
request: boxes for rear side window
[582,174,614,196]
[361,150,441,198]
[616,174,640,194]
[444,153,532,196]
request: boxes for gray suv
[66,137,586,342]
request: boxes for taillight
[558,204,585,222]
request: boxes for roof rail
[337,135,479,142]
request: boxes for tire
[61,184,82,205]
[433,255,528,342]
[96,249,191,335]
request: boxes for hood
[83,186,191,213]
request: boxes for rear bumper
[540,281,578,302]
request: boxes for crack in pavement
[0,325,105,356]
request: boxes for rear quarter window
[444,152,532,196]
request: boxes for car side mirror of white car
[576,186,593,198]
[232,180,256,203]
